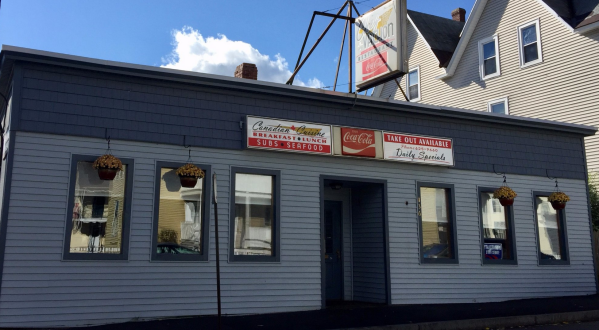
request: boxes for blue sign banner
[484,243,503,260]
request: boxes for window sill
[408,97,421,102]
[481,73,501,81]
[520,60,543,69]
[420,258,459,265]
[483,260,518,266]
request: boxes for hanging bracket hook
[493,164,507,184]
[104,128,112,154]
[183,135,192,163]
[546,169,559,190]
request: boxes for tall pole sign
[354,0,408,91]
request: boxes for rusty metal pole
[212,173,222,330]
[333,18,348,91]
[348,3,353,93]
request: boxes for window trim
[416,182,459,264]
[533,191,570,265]
[406,66,421,102]
[151,161,212,262]
[478,187,518,265]
[229,167,281,263]
[518,19,543,68]
[487,97,510,114]
[63,154,134,261]
[478,35,501,80]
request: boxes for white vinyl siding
[0,131,594,327]
[518,19,543,67]
[478,35,501,79]
[381,0,599,173]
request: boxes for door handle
[336,250,341,259]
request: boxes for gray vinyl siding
[383,0,599,173]
[352,185,387,304]
[15,62,589,180]
[0,131,594,327]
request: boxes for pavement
[508,321,599,329]
[80,294,599,330]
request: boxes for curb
[340,310,599,330]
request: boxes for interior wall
[351,184,387,304]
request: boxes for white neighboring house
[374,0,599,173]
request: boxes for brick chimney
[234,63,258,80]
[451,8,466,22]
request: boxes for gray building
[0,46,596,327]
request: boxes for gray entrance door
[325,200,343,301]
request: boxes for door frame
[319,175,391,308]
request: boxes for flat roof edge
[1,45,596,137]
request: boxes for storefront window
[234,173,273,256]
[155,167,203,255]
[418,183,457,263]
[69,161,126,255]
[230,167,280,262]
[480,190,516,264]
[535,194,568,264]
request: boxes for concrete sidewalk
[82,294,599,330]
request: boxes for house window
[479,188,517,265]
[487,97,509,114]
[478,35,500,79]
[417,182,458,264]
[152,162,211,261]
[534,192,569,265]
[518,20,543,67]
[229,167,280,262]
[406,67,420,101]
[63,155,133,260]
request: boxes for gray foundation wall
[0,131,594,327]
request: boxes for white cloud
[162,27,324,88]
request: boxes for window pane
[482,41,496,59]
[234,173,273,256]
[536,196,563,260]
[523,43,539,63]
[420,187,452,259]
[484,58,497,76]
[70,162,126,254]
[156,167,203,255]
[481,192,512,260]
[409,85,419,100]
[521,25,537,45]
[408,70,418,87]
[490,102,506,114]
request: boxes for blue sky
[0,0,475,91]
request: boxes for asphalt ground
[507,320,599,329]
[73,294,599,330]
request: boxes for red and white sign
[383,132,454,166]
[341,127,376,157]
[247,116,332,155]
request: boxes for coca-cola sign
[341,128,376,157]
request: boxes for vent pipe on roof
[451,8,466,22]
[234,63,258,80]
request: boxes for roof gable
[542,0,599,29]
[407,10,465,67]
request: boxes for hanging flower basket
[548,191,570,210]
[493,186,517,206]
[176,163,205,188]
[93,154,123,180]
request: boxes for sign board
[484,243,503,260]
[341,127,376,157]
[382,132,454,166]
[246,116,332,155]
[354,0,408,91]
